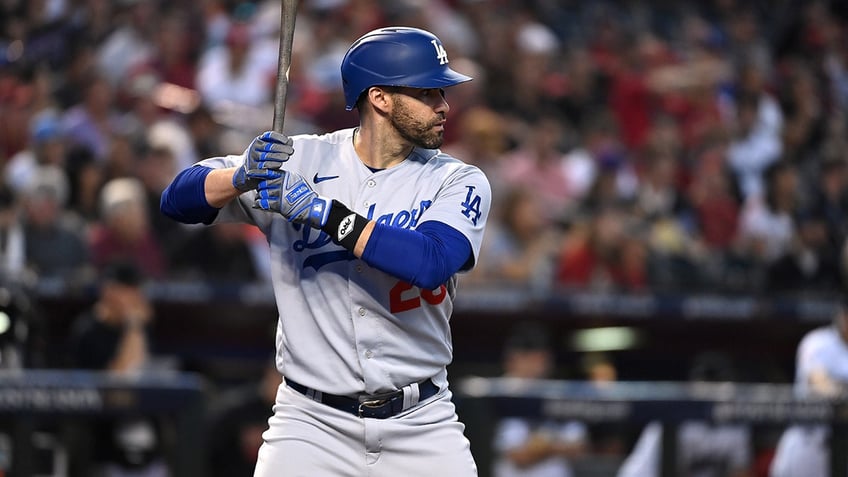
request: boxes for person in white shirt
[770,299,848,477]
[492,322,588,477]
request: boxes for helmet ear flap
[340,27,472,111]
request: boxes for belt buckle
[358,398,388,418]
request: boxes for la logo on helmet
[431,40,449,65]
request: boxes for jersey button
[363,200,370,207]
[358,307,366,316]
[367,179,376,188]
[356,265,363,273]
[365,350,373,359]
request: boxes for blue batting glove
[232,131,293,193]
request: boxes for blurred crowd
[2,0,848,298]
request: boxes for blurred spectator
[60,74,121,161]
[185,104,226,161]
[64,145,105,222]
[502,18,564,121]
[769,298,848,477]
[0,63,57,160]
[723,8,773,78]
[54,40,99,110]
[577,352,628,460]
[556,46,608,132]
[492,321,589,477]
[169,223,263,283]
[440,105,509,187]
[806,154,848,252]
[70,261,153,374]
[726,92,783,200]
[580,352,618,386]
[736,161,799,266]
[102,133,142,182]
[199,0,233,49]
[196,20,276,110]
[496,113,584,218]
[0,185,24,277]
[766,210,842,293]
[5,110,67,196]
[555,207,648,293]
[606,30,660,152]
[566,112,636,216]
[778,63,826,167]
[206,359,280,477]
[68,261,171,477]
[137,9,199,90]
[720,160,800,293]
[146,118,200,176]
[617,352,753,477]
[89,177,167,278]
[135,144,190,263]
[687,146,742,252]
[635,150,690,222]
[290,1,360,133]
[19,165,90,280]
[95,0,156,87]
[732,63,782,140]
[465,186,561,290]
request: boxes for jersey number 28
[389,280,447,313]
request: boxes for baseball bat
[272,0,298,133]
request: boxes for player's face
[387,87,449,149]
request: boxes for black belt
[286,378,440,419]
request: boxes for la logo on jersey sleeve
[460,186,482,225]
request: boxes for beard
[388,97,444,149]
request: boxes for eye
[419,89,445,100]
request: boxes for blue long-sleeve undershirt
[361,220,472,290]
[160,165,219,224]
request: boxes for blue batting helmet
[340,27,472,111]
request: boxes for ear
[366,86,393,115]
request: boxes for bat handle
[273,0,298,134]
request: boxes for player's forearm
[552,440,588,459]
[353,221,375,257]
[205,167,243,207]
[505,436,558,467]
[108,324,148,373]
[808,369,848,398]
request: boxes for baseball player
[160,27,490,477]
[769,299,848,477]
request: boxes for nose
[434,89,450,114]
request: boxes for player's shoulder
[411,148,488,179]
[799,326,840,352]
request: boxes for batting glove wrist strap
[253,170,331,229]
[321,200,368,251]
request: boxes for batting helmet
[340,27,472,111]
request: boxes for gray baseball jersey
[770,325,848,477]
[198,127,491,396]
